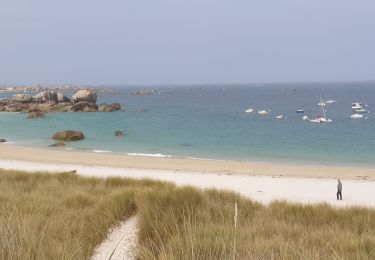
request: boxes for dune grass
[1,170,375,259]
[0,170,162,259]
[138,188,375,259]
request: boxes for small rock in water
[27,110,46,118]
[99,103,122,112]
[0,139,7,143]
[52,130,85,141]
[131,89,158,96]
[114,130,124,136]
[49,141,65,147]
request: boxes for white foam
[186,156,215,161]
[127,153,172,158]
[93,150,112,153]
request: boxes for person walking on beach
[336,179,342,200]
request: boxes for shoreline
[0,143,374,180]
[5,140,374,169]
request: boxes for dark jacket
[337,182,342,191]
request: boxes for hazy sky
[1,0,374,85]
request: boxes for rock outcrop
[0,89,120,114]
[52,130,85,141]
[57,92,70,102]
[13,94,33,103]
[99,103,122,112]
[48,102,73,112]
[82,106,97,112]
[31,91,70,103]
[72,90,97,103]
[32,91,57,102]
[71,101,98,112]
[0,139,6,143]
[1,101,27,112]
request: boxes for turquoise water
[1,83,374,166]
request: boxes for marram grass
[0,170,375,259]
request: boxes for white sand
[0,159,374,208]
[91,215,139,260]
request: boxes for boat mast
[320,95,327,119]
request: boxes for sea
[0,82,374,167]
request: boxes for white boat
[276,115,284,119]
[317,102,327,107]
[351,114,364,119]
[352,102,363,110]
[309,118,321,123]
[302,115,309,121]
[258,110,270,116]
[326,99,336,104]
[296,109,305,113]
[354,108,368,114]
[309,96,332,123]
[245,108,254,113]
[309,116,333,123]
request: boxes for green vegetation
[1,170,375,259]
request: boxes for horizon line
[1,79,375,88]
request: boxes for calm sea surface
[1,82,374,167]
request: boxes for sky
[0,0,374,85]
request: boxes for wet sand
[0,144,374,180]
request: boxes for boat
[353,108,368,114]
[352,102,363,110]
[309,118,322,123]
[317,102,327,107]
[351,114,364,119]
[245,108,254,113]
[309,116,332,123]
[276,115,285,119]
[326,100,336,104]
[258,110,270,116]
[296,109,305,113]
[309,96,332,123]
[302,115,309,121]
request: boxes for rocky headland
[0,90,121,113]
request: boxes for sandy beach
[1,144,375,207]
[0,144,374,180]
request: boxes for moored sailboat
[309,96,332,123]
